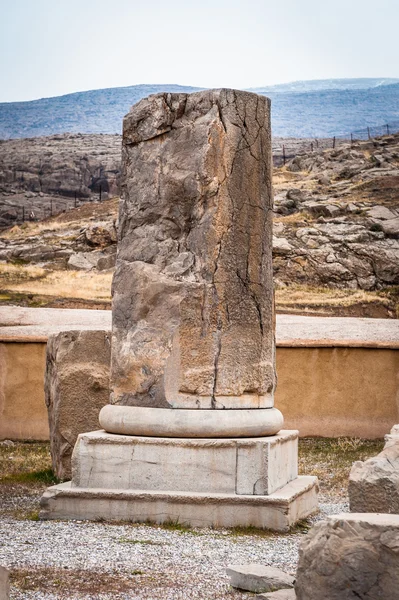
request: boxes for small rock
[318,174,330,185]
[256,590,296,600]
[286,189,305,202]
[273,237,293,255]
[0,440,15,447]
[380,217,399,238]
[226,564,294,594]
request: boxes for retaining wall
[1,324,398,440]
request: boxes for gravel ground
[0,498,347,600]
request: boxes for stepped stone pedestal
[40,89,318,530]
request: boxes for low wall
[1,337,398,440]
[0,340,48,440]
[275,346,399,438]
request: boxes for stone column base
[40,477,317,532]
[40,429,318,531]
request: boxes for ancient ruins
[40,89,317,530]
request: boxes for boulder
[349,434,399,513]
[0,566,9,600]
[295,513,399,600]
[45,330,111,479]
[273,237,293,255]
[226,564,294,594]
[380,217,399,238]
[367,206,397,220]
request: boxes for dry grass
[0,267,112,302]
[299,437,384,501]
[275,285,388,309]
[0,262,46,282]
[0,441,53,483]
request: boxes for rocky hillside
[1,79,398,139]
[273,134,399,295]
[0,134,121,228]
[0,133,398,317]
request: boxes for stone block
[295,513,399,600]
[0,566,9,600]
[226,564,294,593]
[71,430,298,496]
[40,476,318,532]
[349,438,399,513]
[45,330,111,479]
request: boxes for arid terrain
[0,132,398,317]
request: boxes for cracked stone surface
[349,425,399,513]
[45,330,111,479]
[111,89,275,410]
[295,513,399,600]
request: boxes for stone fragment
[0,566,9,600]
[295,513,399,600]
[273,237,293,255]
[226,564,294,593]
[112,89,276,411]
[349,436,399,513]
[45,330,111,479]
[67,252,98,270]
[367,206,396,220]
[380,217,399,237]
[256,590,296,600]
[385,424,399,446]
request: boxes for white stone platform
[40,476,318,532]
[40,429,318,531]
[71,430,298,496]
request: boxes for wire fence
[273,121,399,166]
[0,187,106,229]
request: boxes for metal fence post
[367,127,371,140]
[332,136,336,149]
[282,145,286,165]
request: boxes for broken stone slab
[255,590,296,600]
[348,438,399,513]
[295,513,399,600]
[0,566,9,600]
[226,564,294,593]
[45,330,111,479]
[366,206,397,220]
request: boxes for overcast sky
[1,0,398,102]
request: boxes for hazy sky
[1,0,398,102]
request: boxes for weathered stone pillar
[100,88,283,437]
[40,90,318,529]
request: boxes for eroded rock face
[295,513,399,600]
[111,89,275,410]
[45,330,111,479]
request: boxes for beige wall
[275,347,399,439]
[1,341,398,440]
[0,342,49,440]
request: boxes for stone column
[40,90,319,528]
[100,88,283,437]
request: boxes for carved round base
[99,405,284,438]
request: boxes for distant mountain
[1,79,398,139]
